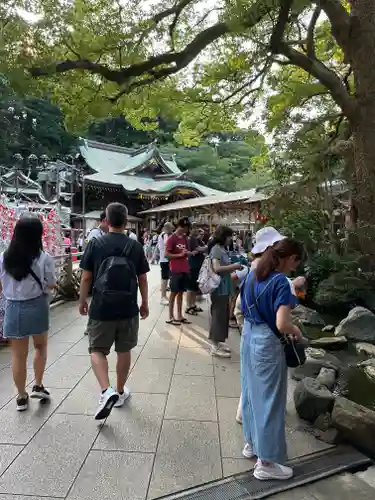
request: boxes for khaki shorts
[87,316,139,355]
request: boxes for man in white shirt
[127,229,138,241]
[158,222,174,305]
[86,212,108,243]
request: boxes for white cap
[252,226,286,254]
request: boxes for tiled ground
[0,267,331,500]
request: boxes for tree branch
[306,6,321,59]
[318,0,351,53]
[269,1,357,121]
[152,0,195,25]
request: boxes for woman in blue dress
[240,238,305,480]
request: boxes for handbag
[246,275,306,368]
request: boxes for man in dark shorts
[165,217,192,325]
[79,203,149,420]
[186,224,207,315]
[158,222,174,305]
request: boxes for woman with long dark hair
[240,238,304,480]
[0,216,56,411]
[209,226,241,358]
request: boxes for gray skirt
[4,294,49,339]
[209,294,230,343]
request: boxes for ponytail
[255,247,279,281]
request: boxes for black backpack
[92,239,138,320]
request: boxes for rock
[292,351,341,382]
[335,307,375,343]
[308,427,339,445]
[355,342,375,357]
[315,272,375,310]
[357,358,375,368]
[364,366,375,380]
[306,347,326,358]
[310,336,347,350]
[294,377,335,423]
[316,367,337,390]
[314,412,332,431]
[291,305,325,326]
[332,397,375,455]
[322,324,335,333]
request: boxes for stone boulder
[335,307,375,343]
[357,358,375,379]
[292,351,341,382]
[355,342,375,357]
[310,336,347,350]
[322,324,335,333]
[331,397,375,455]
[364,366,375,379]
[294,377,335,423]
[291,305,325,326]
[316,367,337,390]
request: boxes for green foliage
[0,76,75,166]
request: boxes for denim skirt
[4,294,49,339]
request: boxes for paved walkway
[0,267,331,500]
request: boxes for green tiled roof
[79,139,181,176]
[84,172,222,196]
[79,138,223,196]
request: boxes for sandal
[179,318,192,324]
[166,319,181,326]
[193,306,203,312]
[186,307,198,316]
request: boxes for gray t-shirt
[0,252,56,301]
[210,244,232,296]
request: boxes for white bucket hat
[252,226,286,254]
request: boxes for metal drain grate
[156,445,371,500]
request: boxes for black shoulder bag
[248,275,306,368]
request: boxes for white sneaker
[210,345,231,358]
[114,386,131,407]
[242,443,255,459]
[254,460,293,480]
[219,343,232,353]
[160,298,169,306]
[95,387,119,420]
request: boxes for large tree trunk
[349,1,375,254]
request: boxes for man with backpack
[79,203,150,420]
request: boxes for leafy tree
[4,1,375,249]
[0,76,75,167]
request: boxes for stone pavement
[0,266,331,500]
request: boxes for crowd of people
[0,201,307,483]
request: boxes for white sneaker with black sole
[114,386,131,407]
[30,385,51,401]
[95,387,119,420]
[16,393,29,412]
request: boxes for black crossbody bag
[247,275,306,368]
[29,268,44,291]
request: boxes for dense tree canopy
[4,0,375,249]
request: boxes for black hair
[99,211,106,222]
[177,217,191,229]
[3,216,43,281]
[255,238,305,282]
[212,225,233,246]
[106,203,128,228]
